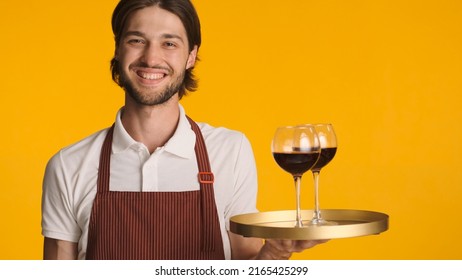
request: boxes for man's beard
[119,66,185,106]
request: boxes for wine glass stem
[312,170,322,221]
[293,175,303,227]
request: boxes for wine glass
[272,126,321,227]
[307,123,337,226]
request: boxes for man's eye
[128,39,144,45]
[164,42,176,48]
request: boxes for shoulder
[196,122,255,162]
[45,128,110,173]
[197,122,250,148]
[197,122,246,142]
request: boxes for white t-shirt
[41,105,258,260]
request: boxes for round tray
[230,209,389,240]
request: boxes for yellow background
[1,0,461,259]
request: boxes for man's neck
[121,95,181,154]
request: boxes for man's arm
[43,237,78,260]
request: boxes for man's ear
[186,45,198,69]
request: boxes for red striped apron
[85,117,225,260]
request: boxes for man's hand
[256,239,328,260]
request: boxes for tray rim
[230,209,389,240]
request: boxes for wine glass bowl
[311,124,337,172]
[272,125,321,227]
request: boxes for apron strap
[186,116,218,252]
[97,124,114,193]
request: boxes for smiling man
[41,0,325,260]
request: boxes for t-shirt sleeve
[224,134,258,230]
[41,151,81,242]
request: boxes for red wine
[311,147,337,172]
[273,152,320,176]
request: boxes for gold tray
[230,209,389,240]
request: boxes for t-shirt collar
[112,104,196,159]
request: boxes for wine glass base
[294,220,304,228]
[307,219,337,226]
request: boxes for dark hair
[110,0,201,98]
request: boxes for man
[42,0,325,260]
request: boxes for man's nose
[141,43,163,66]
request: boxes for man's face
[116,6,197,106]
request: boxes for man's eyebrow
[123,31,184,42]
[123,30,145,37]
[161,33,184,42]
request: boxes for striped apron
[85,117,225,259]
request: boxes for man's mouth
[137,71,166,80]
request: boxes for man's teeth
[141,73,165,80]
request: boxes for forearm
[43,237,78,260]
